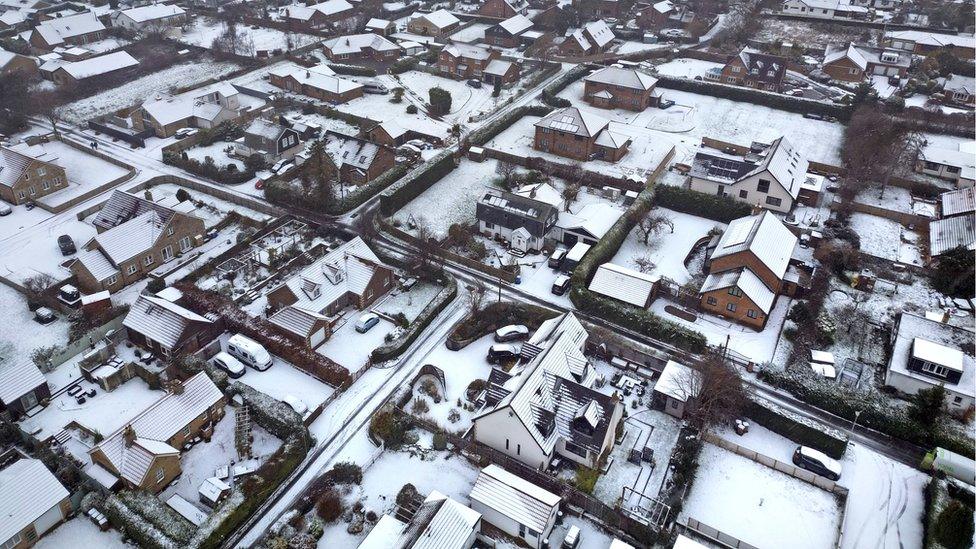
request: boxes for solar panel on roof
[721,219,753,248]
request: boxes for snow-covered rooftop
[0,357,46,405]
[654,360,699,402]
[415,9,460,29]
[588,262,659,308]
[700,267,776,313]
[57,50,138,80]
[469,464,560,534]
[889,312,974,398]
[118,3,185,23]
[33,11,105,46]
[929,214,975,256]
[710,210,797,281]
[585,66,658,91]
[123,295,213,351]
[0,458,69,544]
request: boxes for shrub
[933,246,975,297]
[372,277,458,362]
[433,432,447,450]
[573,466,600,494]
[175,188,192,202]
[465,379,486,401]
[327,462,363,485]
[146,277,166,293]
[379,151,456,216]
[428,87,452,115]
[934,499,974,549]
[315,489,344,523]
[327,63,376,76]
[369,407,411,448]
[654,185,752,223]
[406,104,418,114]
[447,408,461,423]
[411,397,430,415]
[396,483,418,507]
[390,56,419,74]
[307,519,324,539]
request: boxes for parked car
[494,324,529,342]
[561,525,581,549]
[551,275,571,296]
[24,201,34,210]
[212,351,246,378]
[487,343,520,364]
[284,395,308,416]
[174,128,198,139]
[363,81,389,94]
[793,446,842,480]
[271,159,294,175]
[57,235,76,256]
[548,248,567,269]
[34,307,56,324]
[0,203,11,216]
[405,139,432,150]
[355,312,381,333]
[466,78,483,88]
[227,334,273,371]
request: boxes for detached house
[469,466,560,549]
[88,372,226,493]
[134,82,264,138]
[688,136,807,213]
[534,107,631,162]
[69,190,205,293]
[941,74,975,107]
[0,458,71,548]
[638,0,677,29]
[720,48,787,92]
[279,0,355,30]
[484,14,533,48]
[406,9,460,36]
[0,48,38,76]
[322,131,395,186]
[780,0,870,20]
[476,188,559,253]
[884,30,976,59]
[123,295,216,357]
[822,43,909,82]
[237,118,302,163]
[698,210,799,329]
[917,142,976,187]
[112,4,187,32]
[0,142,68,205]
[472,313,624,471]
[49,50,139,86]
[559,20,615,56]
[360,491,481,549]
[30,11,105,50]
[268,63,364,103]
[477,0,529,19]
[322,33,400,61]
[583,66,660,111]
[0,358,50,420]
[364,18,395,36]
[437,43,499,80]
[266,236,395,320]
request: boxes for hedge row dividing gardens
[654,75,854,121]
[378,150,457,217]
[265,163,410,216]
[568,190,709,353]
[371,274,458,362]
[745,396,849,459]
[540,63,593,108]
[466,104,553,147]
[654,185,753,224]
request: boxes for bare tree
[465,278,488,315]
[561,182,580,212]
[673,355,748,431]
[410,217,440,274]
[495,161,517,190]
[841,106,924,200]
[633,255,656,273]
[29,90,63,138]
[24,273,56,308]
[634,211,674,244]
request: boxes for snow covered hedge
[230,381,305,440]
[540,64,592,108]
[371,275,458,363]
[745,395,848,459]
[467,104,552,146]
[654,185,753,224]
[326,63,377,77]
[379,150,457,216]
[103,490,193,549]
[447,301,558,350]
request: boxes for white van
[363,81,389,94]
[226,334,273,371]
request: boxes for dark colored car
[793,446,842,481]
[57,235,76,256]
[548,248,567,269]
[466,78,482,88]
[487,343,520,364]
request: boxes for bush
[433,432,447,450]
[573,466,599,494]
[146,277,166,294]
[447,301,557,348]
[369,407,411,448]
[406,104,418,114]
[654,185,753,223]
[933,246,975,297]
[411,397,430,415]
[396,483,418,507]
[389,56,419,74]
[934,499,974,549]
[316,489,344,523]
[465,379,486,401]
[327,462,363,485]
[372,277,457,362]
[327,63,376,77]
[379,151,456,216]
[429,87,452,115]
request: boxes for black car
[487,344,520,364]
[792,446,842,481]
[466,78,482,88]
[57,235,76,256]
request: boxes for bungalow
[533,107,631,162]
[885,312,974,416]
[49,50,139,86]
[265,236,395,319]
[88,372,226,493]
[364,18,395,36]
[476,0,529,19]
[720,47,788,92]
[268,63,364,103]
[916,142,976,187]
[0,142,68,206]
[0,48,38,76]
[279,0,355,30]
[406,9,460,36]
[29,11,105,51]
[559,20,615,56]
[484,14,534,48]
[472,313,624,471]
[366,119,448,147]
[653,360,699,419]
[70,190,206,293]
[822,43,909,82]
[469,465,560,549]
[780,0,870,20]
[698,210,799,330]
[0,458,71,548]
[0,10,28,31]
[688,136,807,213]
[237,118,302,163]
[942,74,975,107]
[111,4,187,32]
[484,59,520,86]
[476,188,559,253]
[322,131,395,186]
[583,66,660,110]
[884,30,976,59]
[322,33,400,61]
[929,214,975,258]
[587,262,659,308]
[359,491,481,549]
[0,358,50,420]
[123,295,215,357]
[437,43,499,80]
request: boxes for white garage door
[33,504,64,536]
[310,328,326,349]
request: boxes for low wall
[848,200,933,228]
[682,517,761,549]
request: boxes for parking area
[315,313,397,374]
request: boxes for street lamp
[850,410,862,436]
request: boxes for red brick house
[0,142,68,206]
[0,359,50,420]
[484,59,521,86]
[322,33,400,61]
[406,9,460,36]
[559,20,615,56]
[638,0,675,29]
[484,14,534,48]
[269,64,364,103]
[720,47,788,92]
[29,11,105,51]
[583,66,660,110]
[123,295,216,358]
[533,107,630,162]
[279,0,355,30]
[477,0,529,19]
[322,131,395,186]
[822,43,910,83]
[437,43,499,79]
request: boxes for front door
[512,231,529,252]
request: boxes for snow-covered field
[0,206,97,284]
[34,141,131,208]
[58,59,242,123]
[316,314,396,374]
[611,207,724,285]
[854,186,936,218]
[372,282,443,323]
[850,212,923,266]
[680,442,843,549]
[392,158,498,239]
[179,18,320,56]
[36,517,134,549]
[332,75,451,139]
[0,283,69,362]
[653,58,723,79]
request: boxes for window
[161,245,173,262]
[726,302,737,312]
[144,254,154,267]
[516,444,521,455]
[37,167,46,176]
[42,180,50,190]
[28,186,36,196]
[747,309,758,319]
[505,438,509,450]
[179,236,192,252]
[732,66,741,73]
[765,196,783,207]
[107,274,118,285]
[167,226,175,236]
[23,530,36,543]
[757,179,770,193]
[739,189,748,199]
[726,77,736,83]
[127,264,138,275]
[920,361,948,378]
[2,533,23,549]
[670,398,679,409]
[17,190,25,200]
[155,468,165,483]
[706,296,717,305]
[728,287,742,297]
[953,396,963,405]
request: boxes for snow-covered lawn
[58,59,242,123]
[316,314,396,374]
[408,334,494,432]
[653,58,724,79]
[392,158,498,239]
[32,141,131,208]
[36,517,135,549]
[184,141,244,171]
[615,41,671,54]
[19,376,164,441]
[854,186,936,218]
[331,75,451,140]
[83,37,133,54]
[849,212,923,266]
[372,282,443,323]
[593,408,681,507]
[557,80,846,166]
[650,295,791,364]
[278,109,358,136]
[448,22,490,43]
[394,71,519,125]
[611,208,724,284]
[179,18,320,56]
[0,205,97,284]
[160,405,282,505]
[149,183,269,227]
[680,442,843,549]
[0,283,69,361]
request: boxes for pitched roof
[34,11,105,46]
[245,118,287,141]
[690,136,807,198]
[72,248,120,281]
[0,458,69,544]
[733,47,787,84]
[90,372,223,485]
[443,42,494,60]
[0,358,46,405]
[322,33,399,55]
[888,312,974,398]
[93,210,166,264]
[585,66,658,91]
[323,131,384,171]
[498,13,532,35]
[824,43,909,71]
[93,190,177,230]
[479,188,557,225]
[940,187,975,218]
[885,30,976,50]
[0,144,36,188]
[929,213,975,256]
[700,267,776,313]
[654,360,699,402]
[417,9,460,28]
[588,263,658,307]
[484,58,514,76]
[268,305,331,338]
[123,295,213,350]
[282,64,362,94]
[56,50,138,80]
[534,107,609,138]
[118,4,185,22]
[584,19,614,48]
[710,210,797,282]
[944,74,975,95]
[469,465,560,534]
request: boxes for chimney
[123,424,136,447]
[751,201,763,215]
[169,379,185,395]
[942,309,951,324]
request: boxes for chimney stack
[123,425,136,447]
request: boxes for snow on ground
[35,517,135,549]
[316,314,396,374]
[854,186,923,216]
[408,334,494,432]
[849,212,923,266]
[331,74,451,139]
[184,141,244,171]
[0,283,69,361]
[372,282,442,322]
[34,141,131,208]
[394,71,519,125]
[279,109,358,136]
[392,158,497,239]
[650,295,790,364]
[179,18,320,56]
[679,442,842,549]
[20,376,164,441]
[150,183,269,226]
[485,114,675,182]
[517,252,574,309]
[615,40,671,54]
[448,22,489,43]
[557,80,846,166]
[611,208,723,284]
[83,37,132,54]
[160,405,282,504]
[653,58,724,79]
[594,407,681,507]
[58,59,241,123]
